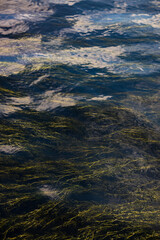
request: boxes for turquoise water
[0,0,160,239]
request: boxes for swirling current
[0,0,160,239]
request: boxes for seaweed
[1,88,160,239]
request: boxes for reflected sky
[66,12,160,34]
[0,144,22,154]
[0,0,159,77]
[0,0,160,138]
[47,0,81,5]
[0,0,54,35]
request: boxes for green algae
[1,68,160,239]
[0,99,160,239]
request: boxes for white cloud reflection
[0,89,113,116]
[66,11,160,35]
[48,0,81,6]
[132,14,160,29]
[0,35,159,77]
[23,42,160,75]
[10,96,32,106]
[24,45,124,72]
[35,91,77,111]
[0,91,78,116]
[0,62,25,76]
[0,0,52,15]
[0,0,54,35]
[0,37,42,56]
[40,185,61,199]
[0,145,22,154]
[0,104,21,116]
[89,95,112,101]
[0,3,160,78]
[151,0,160,7]
[0,36,42,76]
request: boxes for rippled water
[0,0,160,239]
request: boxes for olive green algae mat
[0,70,160,240]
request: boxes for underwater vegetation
[0,65,160,239]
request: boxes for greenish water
[0,0,160,239]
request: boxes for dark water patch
[120,52,160,64]
[74,0,113,11]
[52,3,82,17]
[29,15,72,36]
[63,34,160,49]
[0,55,18,62]
[0,75,19,92]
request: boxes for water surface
[0,0,160,239]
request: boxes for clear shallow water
[0,0,160,239]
